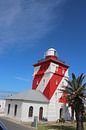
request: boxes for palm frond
[67,87,73,92]
[77,73,85,86]
[79,96,86,102]
[72,73,79,90]
[72,73,76,80]
[82,83,86,89]
[75,83,86,96]
[65,79,73,88]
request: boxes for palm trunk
[75,110,84,130]
[71,106,74,120]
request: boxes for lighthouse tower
[32,48,70,121]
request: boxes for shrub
[58,118,65,123]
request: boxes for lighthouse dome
[45,48,58,58]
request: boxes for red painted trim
[33,57,69,68]
[45,55,57,60]
[59,88,68,104]
[32,62,50,90]
[43,67,67,100]
[59,97,67,104]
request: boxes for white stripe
[36,62,59,93]
[33,65,41,76]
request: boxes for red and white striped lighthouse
[32,48,69,103]
[32,48,71,121]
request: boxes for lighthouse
[5,48,71,122]
[32,48,70,121]
[32,48,69,100]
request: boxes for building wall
[47,94,58,121]
[5,100,22,121]
[32,61,68,100]
[32,61,71,121]
[47,97,71,121]
[21,101,48,122]
[47,69,71,121]
[5,100,48,122]
[0,99,6,116]
[47,93,67,121]
[5,66,71,122]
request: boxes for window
[43,79,45,86]
[62,69,65,74]
[14,104,17,116]
[56,66,58,71]
[62,81,64,86]
[36,80,38,85]
[60,108,63,119]
[0,122,7,130]
[8,104,10,114]
[56,80,58,85]
[43,79,45,83]
[55,92,57,96]
[29,106,33,117]
[54,50,57,56]
[0,126,3,130]
[55,92,57,99]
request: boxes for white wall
[47,95,58,121]
[5,100,22,121]
[5,100,48,122]
[21,101,48,122]
[0,99,6,116]
[47,69,71,121]
[47,93,65,121]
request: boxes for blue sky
[0,0,86,92]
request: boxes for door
[60,108,63,119]
[39,107,43,121]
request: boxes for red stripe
[43,67,67,100]
[59,97,67,104]
[59,87,68,104]
[32,62,50,90]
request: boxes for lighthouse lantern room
[45,48,57,59]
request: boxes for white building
[0,92,16,116]
[5,48,71,122]
[0,99,5,116]
[5,90,48,122]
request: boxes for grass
[36,122,86,130]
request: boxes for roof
[34,48,69,67]
[0,91,17,100]
[6,90,49,103]
[34,57,69,68]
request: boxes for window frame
[28,106,33,117]
[7,104,11,114]
[14,104,17,116]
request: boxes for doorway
[39,107,43,121]
[60,108,63,119]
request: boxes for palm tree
[64,73,86,130]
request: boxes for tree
[64,73,86,130]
